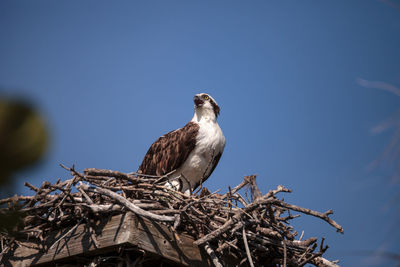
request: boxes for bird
[138,93,225,195]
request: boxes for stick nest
[0,165,343,267]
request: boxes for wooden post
[2,213,212,267]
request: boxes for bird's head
[193,93,220,119]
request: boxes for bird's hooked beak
[193,95,204,107]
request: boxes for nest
[0,165,343,266]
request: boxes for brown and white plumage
[138,122,199,176]
[138,93,225,195]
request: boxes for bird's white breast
[171,119,225,194]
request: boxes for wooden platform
[2,212,212,267]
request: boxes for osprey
[138,93,225,195]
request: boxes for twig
[78,183,175,222]
[242,227,255,267]
[299,230,304,241]
[24,182,40,192]
[310,256,340,267]
[273,201,344,234]
[49,218,83,249]
[220,175,253,199]
[283,240,287,267]
[203,242,223,267]
[194,212,242,246]
[78,187,94,204]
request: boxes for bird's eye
[203,95,209,100]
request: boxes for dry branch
[78,183,175,222]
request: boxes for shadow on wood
[2,212,213,267]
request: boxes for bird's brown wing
[138,122,199,176]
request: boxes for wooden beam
[2,213,212,267]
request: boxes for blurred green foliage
[0,96,49,232]
[0,97,48,185]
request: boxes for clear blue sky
[1,1,400,266]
